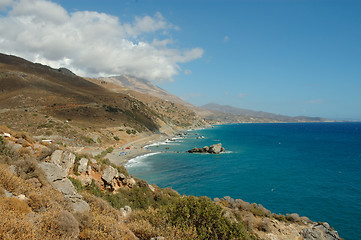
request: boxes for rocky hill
[0,53,342,239]
[0,53,206,148]
[0,127,341,240]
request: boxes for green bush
[113,136,120,141]
[164,196,250,240]
[68,177,84,191]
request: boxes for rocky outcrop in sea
[188,143,225,154]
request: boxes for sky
[0,0,360,120]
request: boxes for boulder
[120,205,132,218]
[300,222,340,240]
[39,162,90,213]
[101,165,119,184]
[86,165,92,175]
[123,178,136,188]
[90,158,97,164]
[50,150,76,174]
[208,143,223,154]
[78,158,88,174]
[6,142,22,152]
[188,143,225,154]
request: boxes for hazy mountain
[200,103,328,123]
[97,75,195,108]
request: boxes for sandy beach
[71,132,172,167]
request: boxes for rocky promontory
[188,143,226,154]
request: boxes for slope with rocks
[0,127,341,239]
[0,53,206,149]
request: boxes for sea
[126,122,361,240]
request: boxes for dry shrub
[287,213,301,222]
[0,125,16,135]
[15,157,48,185]
[38,209,80,239]
[77,192,136,239]
[258,218,272,232]
[0,164,24,194]
[0,197,31,215]
[36,143,57,161]
[0,163,71,213]
[245,212,263,230]
[0,204,38,240]
[14,131,35,144]
[128,208,198,240]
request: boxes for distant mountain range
[199,103,329,123]
[93,75,329,124]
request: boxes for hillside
[95,75,195,109]
[91,76,329,124]
[0,53,206,148]
[200,103,329,124]
[0,53,341,239]
[0,126,341,240]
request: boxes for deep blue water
[126,122,361,240]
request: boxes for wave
[125,152,161,167]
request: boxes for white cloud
[0,0,203,82]
[0,0,13,10]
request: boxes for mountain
[200,103,328,123]
[0,53,206,146]
[95,75,195,109]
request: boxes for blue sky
[1,0,360,120]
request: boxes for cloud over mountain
[0,0,203,81]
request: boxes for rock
[86,165,92,175]
[80,177,92,186]
[124,178,136,188]
[4,189,13,197]
[39,162,67,181]
[6,142,22,152]
[78,158,88,174]
[120,205,132,218]
[119,173,126,180]
[188,143,225,154]
[16,194,28,201]
[208,143,222,154]
[301,222,340,240]
[148,184,155,192]
[39,162,90,213]
[90,158,97,164]
[187,147,199,153]
[9,165,17,175]
[33,143,50,157]
[50,150,76,174]
[150,237,165,240]
[101,165,119,184]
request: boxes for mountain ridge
[200,102,329,123]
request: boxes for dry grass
[77,192,137,239]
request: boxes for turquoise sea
[126,122,361,240]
